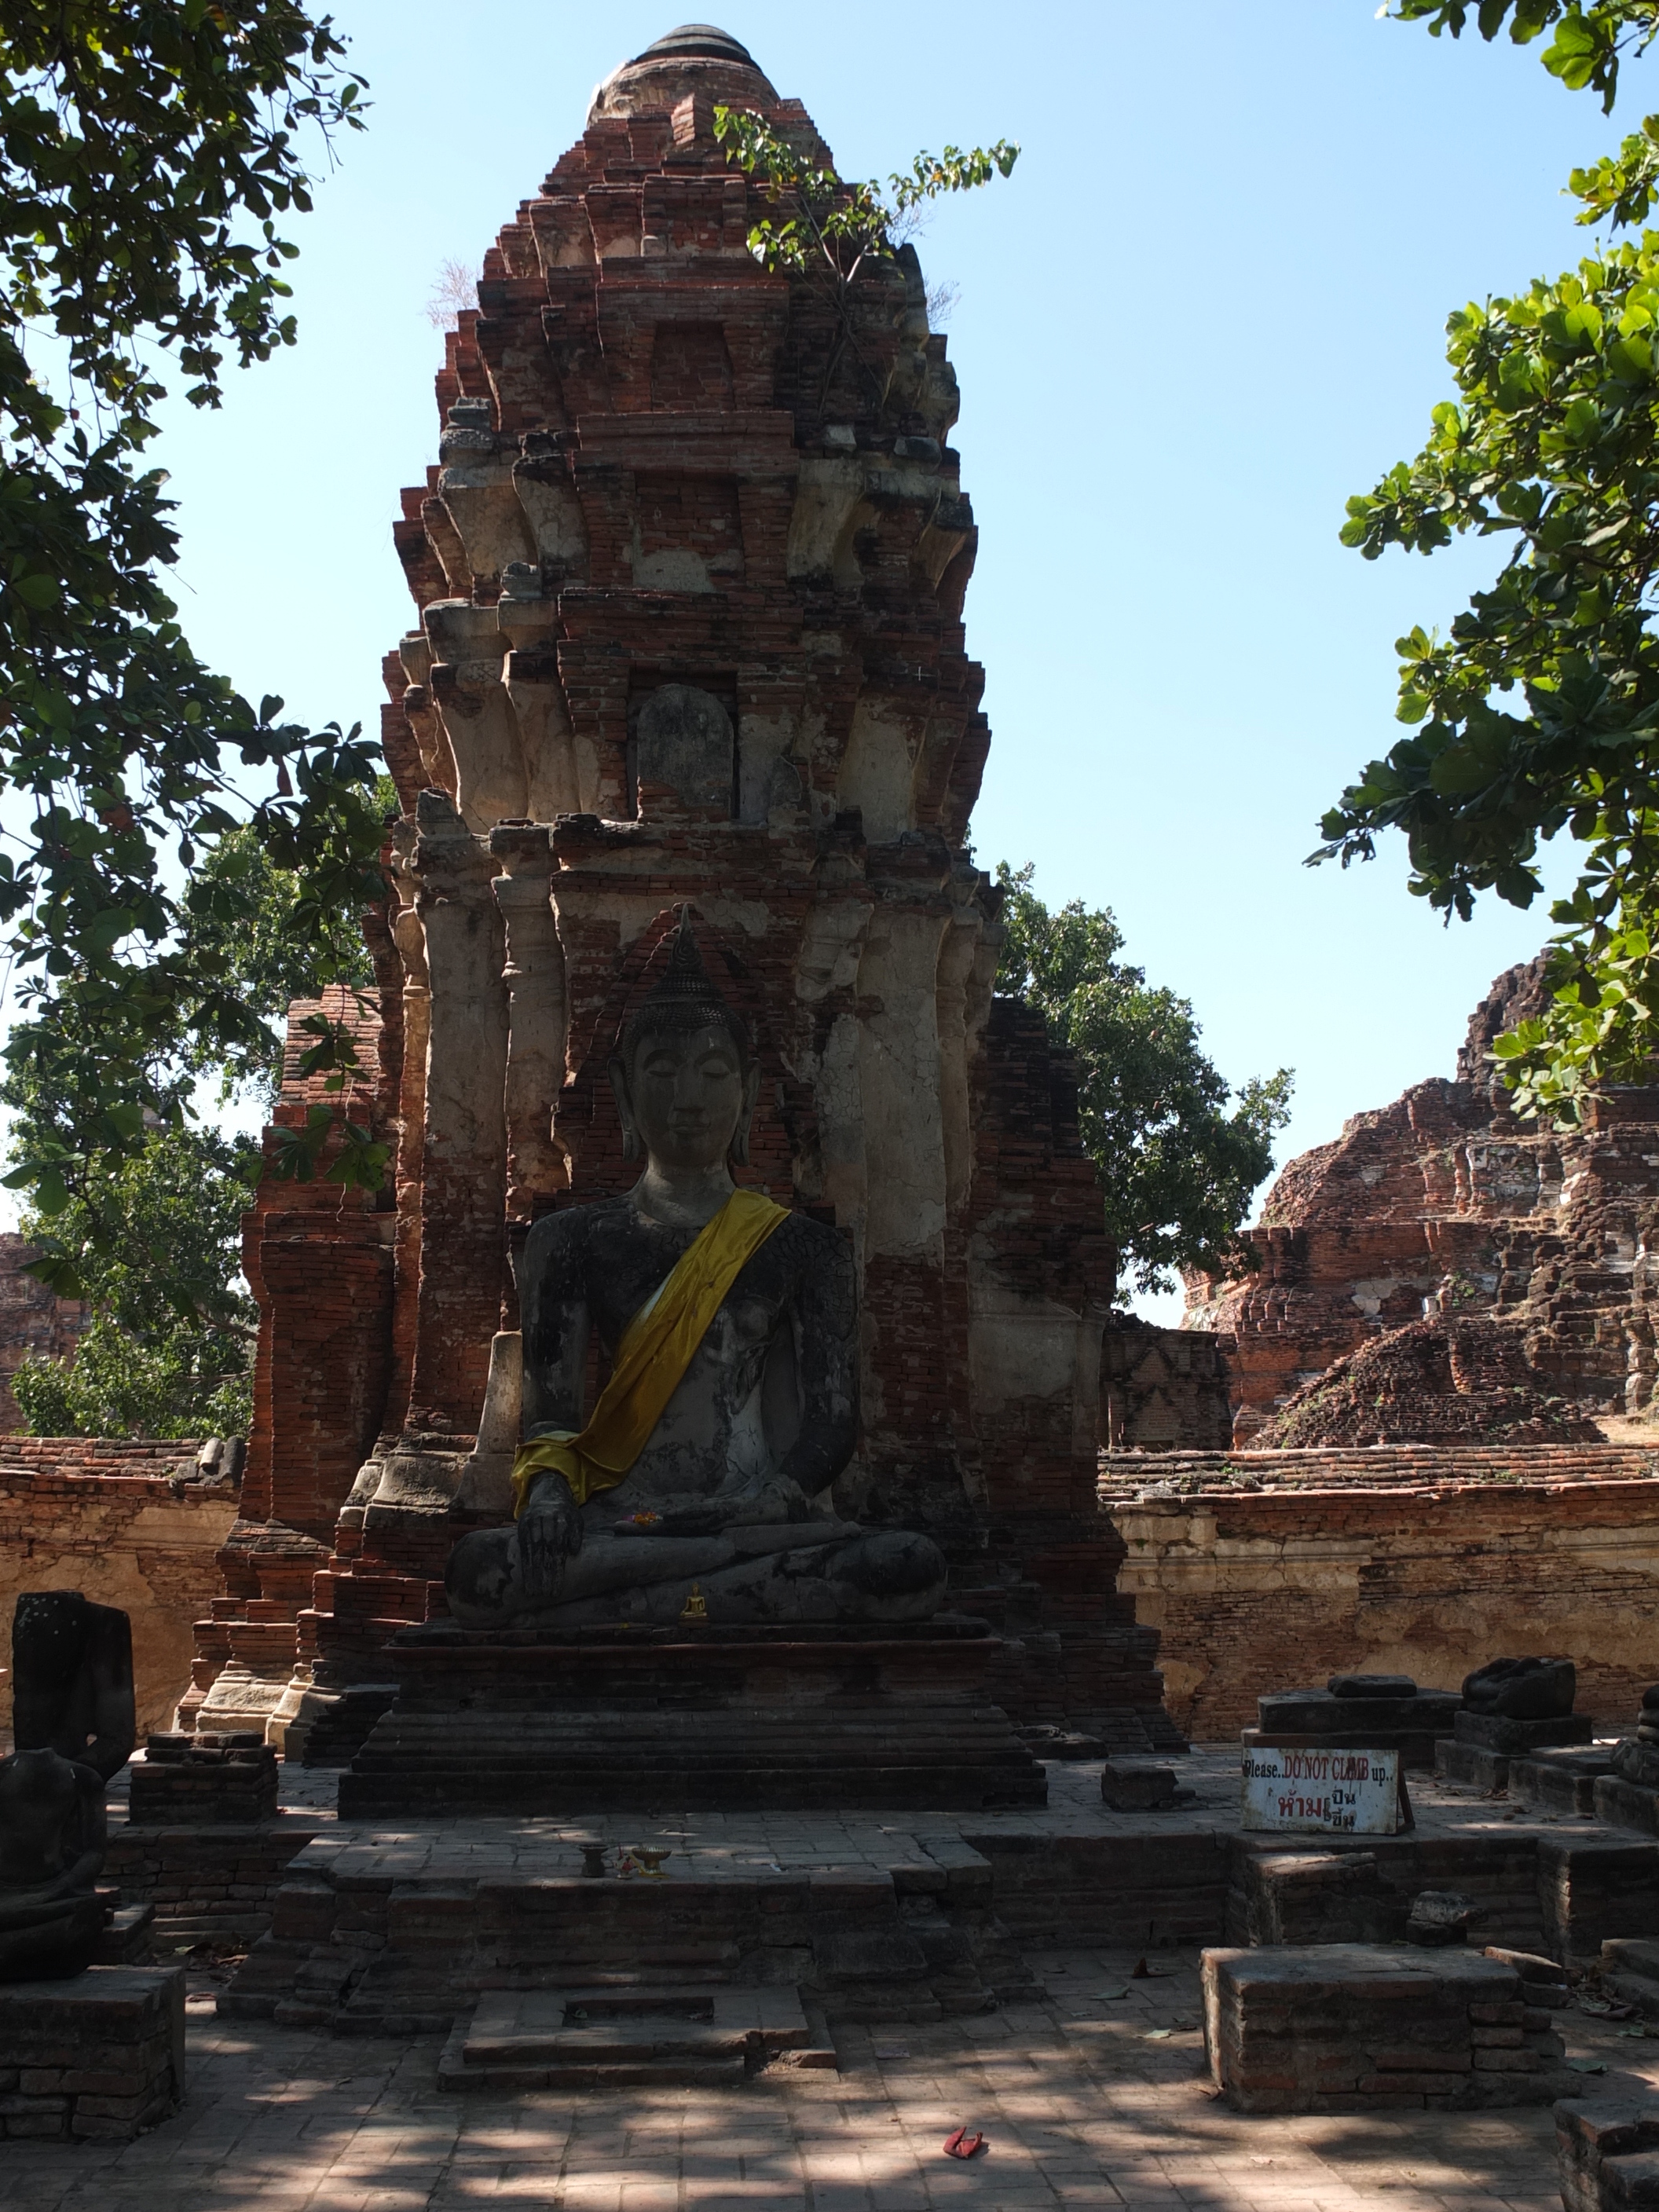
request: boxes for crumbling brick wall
[0,1442,238,1737]
[1185,959,1659,1434]
[1106,1456,1659,1738]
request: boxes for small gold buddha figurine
[679,1582,708,1624]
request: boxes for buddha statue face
[610,1017,760,1175]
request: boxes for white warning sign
[1240,1745,1402,1836]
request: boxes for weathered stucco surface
[0,1441,237,1738]
[1107,1456,1659,1738]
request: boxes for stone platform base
[438,1985,833,2089]
[339,1619,1046,1818]
[225,1835,1037,2035]
[104,1818,324,1952]
[1201,1943,1573,2114]
[0,1966,185,2140]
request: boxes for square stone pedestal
[0,1965,185,2140]
[339,1617,1047,1817]
[1247,1687,1460,1772]
[1201,1943,1573,2115]
[131,1731,280,1823]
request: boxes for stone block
[1601,2152,1659,2208]
[1483,1945,1571,2008]
[1436,1738,1511,1793]
[1454,1709,1594,1755]
[0,1968,183,2141]
[1597,1777,1659,1837]
[1556,2100,1659,2212]
[1511,1746,1616,1818]
[1203,1943,1575,2115]
[1235,1848,1403,1947]
[1540,1838,1659,1962]
[1258,1689,1460,1734]
[1100,1760,1188,1811]
[129,1734,280,1825]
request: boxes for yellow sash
[510,1186,789,1518]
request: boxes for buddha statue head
[609,914,760,1174]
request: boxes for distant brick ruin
[1185,958,1659,1442]
[191,28,1177,1754]
[0,1232,87,1433]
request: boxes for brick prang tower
[185,24,1182,1760]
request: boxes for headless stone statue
[445,917,947,1632]
[0,1747,107,1982]
[13,1591,136,1782]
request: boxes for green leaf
[33,1170,70,1218]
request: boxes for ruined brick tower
[187,25,1180,1756]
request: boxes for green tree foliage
[0,2,383,1203]
[1321,0,1659,1120]
[1389,3,1659,111]
[9,1131,255,1438]
[3,826,378,1433]
[712,108,1018,284]
[711,107,1016,401]
[4,821,375,1264]
[13,1316,251,1440]
[994,865,1294,1297]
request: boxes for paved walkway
[0,1943,1628,2210]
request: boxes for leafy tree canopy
[712,107,1017,285]
[711,108,1016,402]
[1321,0,1659,1120]
[8,1131,255,1438]
[994,865,1293,1297]
[4,819,375,1261]
[0,2,383,1204]
[1387,2,1659,112]
[2,824,375,1432]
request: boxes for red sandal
[943,2128,987,2159]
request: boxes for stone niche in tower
[186,23,1180,1759]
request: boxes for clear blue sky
[129,0,1648,1310]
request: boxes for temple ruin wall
[1107,1468,1659,1739]
[0,1441,237,1738]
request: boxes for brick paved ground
[1,1942,1640,2210]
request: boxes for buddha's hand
[515,1470,584,1598]
[637,1479,810,1539]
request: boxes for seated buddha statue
[445,916,947,1632]
[0,1746,107,1982]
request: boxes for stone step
[1595,1775,1659,1835]
[1437,1741,1512,1794]
[437,1985,826,2089]
[1509,1747,1617,1818]
[1601,1938,1659,2020]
